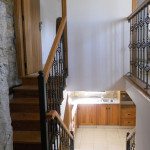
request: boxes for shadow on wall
[40,0,62,65]
[67,17,130,91]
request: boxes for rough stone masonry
[0,0,19,149]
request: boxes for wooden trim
[46,110,74,140]
[124,75,150,98]
[43,17,67,81]
[63,23,69,75]
[14,0,26,77]
[62,0,67,18]
[132,0,137,11]
[62,0,68,75]
[61,0,68,75]
[128,0,150,20]
[63,96,72,129]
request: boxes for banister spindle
[129,1,150,89]
[38,8,72,149]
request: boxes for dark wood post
[38,71,49,150]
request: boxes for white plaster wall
[126,81,150,150]
[67,0,132,91]
[61,90,68,120]
[40,0,62,65]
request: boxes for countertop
[71,98,120,105]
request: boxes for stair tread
[10,98,58,104]
[11,113,40,121]
[25,73,38,78]
[13,131,41,144]
[11,98,39,104]
[14,85,38,90]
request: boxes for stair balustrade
[47,111,74,150]
[38,16,74,150]
[126,130,136,150]
[128,0,150,89]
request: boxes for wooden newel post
[38,71,49,150]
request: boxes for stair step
[10,98,39,113]
[11,113,40,121]
[12,120,40,131]
[11,98,39,104]
[11,75,42,149]
[13,143,41,150]
[14,85,38,90]
[13,131,41,150]
[22,76,38,86]
[11,113,40,131]
[14,131,41,143]
[13,86,39,98]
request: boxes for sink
[102,99,109,103]
[109,99,115,103]
[102,99,114,103]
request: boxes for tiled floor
[74,126,133,150]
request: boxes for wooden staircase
[10,75,42,150]
[10,6,72,148]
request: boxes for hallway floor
[74,126,133,150]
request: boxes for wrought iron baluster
[137,13,140,79]
[38,16,71,150]
[146,5,150,88]
[129,3,150,89]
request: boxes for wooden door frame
[14,0,26,77]
[14,0,68,77]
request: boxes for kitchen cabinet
[96,105,107,125]
[77,104,97,125]
[77,104,120,126]
[108,105,120,125]
[97,105,120,125]
[120,105,136,126]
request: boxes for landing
[74,126,133,150]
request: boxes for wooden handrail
[46,110,74,140]
[128,0,150,20]
[43,16,67,81]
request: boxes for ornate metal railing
[38,16,74,150]
[47,17,67,114]
[126,131,136,150]
[128,0,150,88]
[47,111,74,150]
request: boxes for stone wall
[0,0,19,149]
[0,0,19,87]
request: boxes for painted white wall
[40,0,62,65]
[126,80,150,150]
[67,0,132,91]
[61,90,68,120]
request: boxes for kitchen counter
[71,98,120,105]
